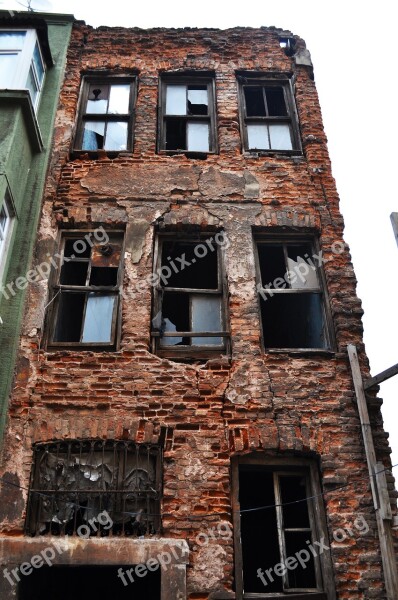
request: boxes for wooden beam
[364,362,398,390]
[391,212,398,249]
[348,344,398,600]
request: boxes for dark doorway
[19,565,161,599]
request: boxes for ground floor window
[232,455,335,599]
[18,565,160,599]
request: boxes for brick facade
[0,22,396,600]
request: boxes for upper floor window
[255,236,332,350]
[74,77,136,153]
[46,230,124,349]
[158,74,217,154]
[0,189,14,283]
[0,29,45,111]
[151,231,229,358]
[238,76,300,153]
[25,440,162,537]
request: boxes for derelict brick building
[0,18,397,600]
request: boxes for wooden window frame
[237,74,301,155]
[158,73,218,155]
[46,230,124,351]
[151,231,230,360]
[0,187,15,283]
[231,455,336,600]
[73,74,137,156]
[254,234,335,353]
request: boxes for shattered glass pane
[191,295,222,345]
[244,86,266,117]
[187,122,209,152]
[104,121,128,151]
[82,121,105,150]
[86,85,109,113]
[81,294,115,343]
[108,84,130,114]
[247,124,269,150]
[269,124,292,150]
[187,86,208,115]
[287,245,319,289]
[166,85,187,115]
[265,87,287,116]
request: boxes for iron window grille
[158,74,217,154]
[46,230,124,349]
[26,440,162,537]
[151,232,229,359]
[254,236,333,351]
[238,75,301,153]
[73,76,136,154]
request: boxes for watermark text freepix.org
[3,510,113,587]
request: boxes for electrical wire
[0,463,396,521]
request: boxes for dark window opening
[256,240,330,350]
[48,232,123,348]
[239,78,300,152]
[74,78,135,153]
[234,462,324,598]
[25,440,162,537]
[18,566,161,600]
[159,77,216,153]
[152,234,228,355]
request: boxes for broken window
[232,457,333,599]
[74,76,135,153]
[255,238,332,350]
[238,76,300,152]
[0,188,14,283]
[47,231,124,349]
[25,440,162,537]
[159,75,217,153]
[151,233,229,358]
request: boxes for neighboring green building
[0,10,74,445]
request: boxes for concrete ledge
[0,535,190,566]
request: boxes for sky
[2,0,397,468]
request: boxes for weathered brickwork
[0,22,396,600]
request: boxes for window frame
[237,74,301,154]
[151,231,230,359]
[254,234,334,353]
[231,455,336,600]
[25,439,162,537]
[0,28,46,111]
[73,74,137,156]
[0,188,15,283]
[46,230,125,351]
[158,73,218,155]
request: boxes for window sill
[243,149,302,158]
[266,348,335,357]
[156,348,228,361]
[71,149,133,160]
[243,593,327,600]
[0,89,43,152]
[46,343,118,352]
[158,150,214,159]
